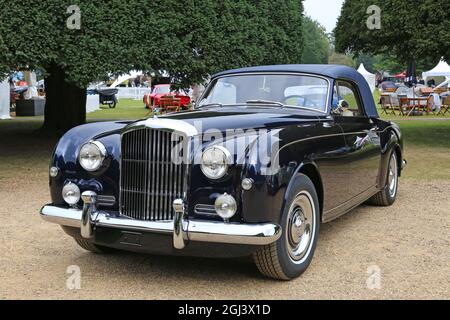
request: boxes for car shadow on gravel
[67,204,373,282]
[71,249,263,281]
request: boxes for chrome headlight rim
[78,140,107,172]
[200,145,232,180]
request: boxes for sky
[303,0,345,33]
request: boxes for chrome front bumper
[40,196,281,249]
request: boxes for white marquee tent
[422,59,450,86]
[110,70,143,88]
[0,78,11,120]
[357,63,376,93]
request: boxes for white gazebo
[357,63,376,93]
[422,59,450,87]
[0,78,11,119]
[110,70,143,88]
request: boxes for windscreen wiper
[246,100,285,107]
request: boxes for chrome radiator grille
[120,128,185,221]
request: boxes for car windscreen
[199,74,329,112]
[154,85,171,94]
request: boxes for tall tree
[0,0,304,132]
[334,0,450,67]
[301,16,330,64]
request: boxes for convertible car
[143,84,190,110]
[40,65,406,280]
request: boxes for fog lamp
[62,182,81,206]
[214,193,237,220]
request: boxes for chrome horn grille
[120,128,186,221]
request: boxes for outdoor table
[406,97,429,116]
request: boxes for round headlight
[78,141,106,172]
[201,146,231,179]
[215,193,237,220]
[62,182,81,205]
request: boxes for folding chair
[380,94,395,115]
[425,95,435,115]
[437,95,450,115]
[397,94,408,116]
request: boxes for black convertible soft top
[212,64,378,118]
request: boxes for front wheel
[253,174,320,280]
[368,150,399,206]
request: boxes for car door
[332,80,381,197]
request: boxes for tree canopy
[334,0,450,64]
[0,0,304,131]
[301,16,330,64]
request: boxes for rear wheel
[74,238,116,254]
[368,151,398,206]
[253,174,320,280]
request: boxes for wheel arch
[283,162,324,221]
[379,128,403,187]
[393,144,403,177]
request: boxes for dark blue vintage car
[41,65,406,280]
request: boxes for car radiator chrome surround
[119,117,196,222]
[120,128,186,221]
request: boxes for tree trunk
[42,63,86,133]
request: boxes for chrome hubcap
[388,153,398,197]
[286,191,315,263]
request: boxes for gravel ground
[0,163,449,299]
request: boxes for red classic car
[143,84,191,110]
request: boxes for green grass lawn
[394,120,450,181]
[87,98,150,121]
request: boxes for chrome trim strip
[40,206,82,228]
[322,186,379,223]
[97,195,116,207]
[194,204,217,216]
[40,205,281,246]
[272,128,387,164]
[123,118,198,137]
[187,220,281,245]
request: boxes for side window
[333,81,364,117]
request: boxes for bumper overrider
[40,191,281,249]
